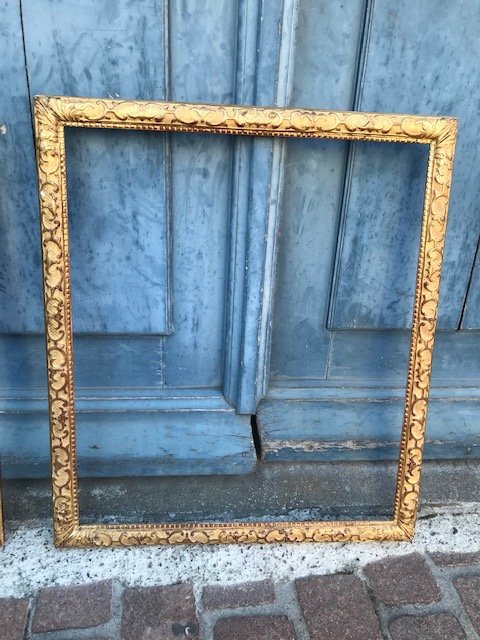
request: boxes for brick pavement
[1,551,479,639]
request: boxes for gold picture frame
[34,96,457,547]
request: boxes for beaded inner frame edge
[34,96,457,547]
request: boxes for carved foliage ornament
[34,96,457,547]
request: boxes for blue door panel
[23,0,169,333]
[329,332,480,385]
[0,0,295,475]
[23,0,167,100]
[257,393,480,462]
[0,391,253,479]
[163,133,233,388]
[270,0,366,380]
[0,0,42,333]
[169,0,237,104]
[1,0,480,477]
[0,335,170,390]
[289,0,367,111]
[329,142,428,330]
[331,0,480,330]
[257,0,480,462]
[461,252,480,330]
[270,137,348,380]
[66,127,170,334]
[3,0,264,475]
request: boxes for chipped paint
[263,438,466,454]
[263,439,399,453]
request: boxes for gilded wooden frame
[34,96,457,547]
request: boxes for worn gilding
[34,96,456,546]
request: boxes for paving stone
[389,612,466,640]
[32,580,112,632]
[0,598,29,640]
[454,576,480,634]
[203,579,275,610]
[363,553,441,605]
[430,551,480,567]
[213,615,294,640]
[121,583,198,640]
[296,573,382,640]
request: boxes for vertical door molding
[229,0,300,414]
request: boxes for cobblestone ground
[1,551,480,639]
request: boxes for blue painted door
[0,0,479,479]
[257,0,480,462]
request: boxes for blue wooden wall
[0,0,479,478]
